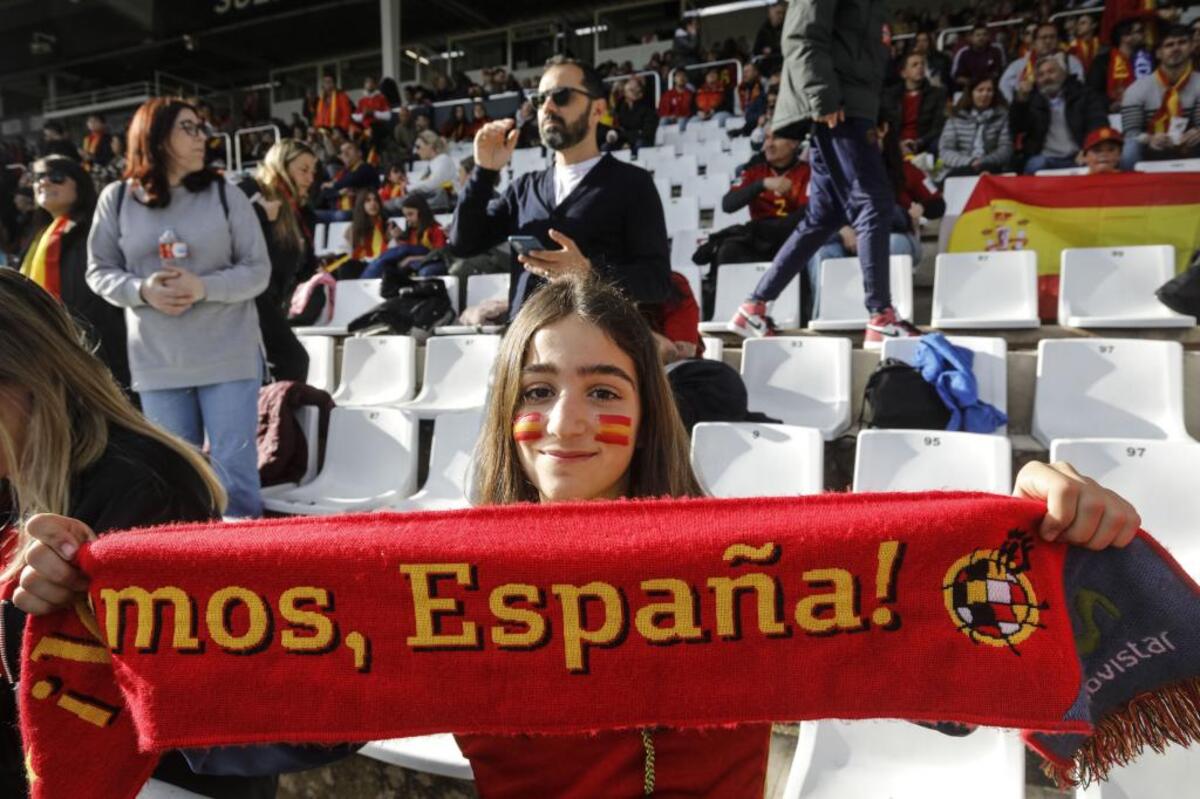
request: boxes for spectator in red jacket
[465,102,492,139]
[722,127,810,221]
[694,68,732,127]
[658,70,695,129]
[353,76,392,130]
[314,72,352,131]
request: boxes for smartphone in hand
[508,235,549,256]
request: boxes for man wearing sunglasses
[450,55,671,319]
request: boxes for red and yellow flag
[949,173,1200,276]
[512,412,544,442]
[595,414,633,446]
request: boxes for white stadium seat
[670,228,706,271]
[704,155,740,180]
[138,779,209,798]
[674,264,703,311]
[1076,741,1200,799]
[654,176,672,206]
[297,335,336,393]
[292,279,381,336]
[316,221,350,257]
[388,409,483,512]
[808,255,913,331]
[711,204,751,230]
[359,734,474,781]
[1049,438,1200,578]
[932,251,1040,329]
[262,407,418,515]
[740,337,852,440]
[1032,339,1191,446]
[609,148,634,163]
[312,222,328,255]
[680,171,731,210]
[880,336,1008,433]
[397,334,502,419]
[701,336,724,361]
[852,429,1012,493]
[663,196,700,235]
[509,147,547,176]
[1058,245,1196,328]
[782,721,1024,799]
[436,273,511,335]
[699,261,799,330]
[655,154,699,186]
[1034,167,1087,176]
[937,175,980,253]
[691,422,824,498]
[330,336,417,407]
[1133,158,1200,173]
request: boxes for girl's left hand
[1013,461,1141,550]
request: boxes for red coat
[314,90,352,131]
[658,88,694,118]
[355,92,392,126]
[735,159,811,220]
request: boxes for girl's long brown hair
[473,275,701,505]
[0,271,225,581]
[349,188,384,253]
[124,97,218,208]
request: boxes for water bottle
[158,228,189,269]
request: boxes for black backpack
[348,276,455,338]
[861,358,952,430]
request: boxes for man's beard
[540,109,591,151]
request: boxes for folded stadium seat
[880,335,1008,434]
[508,147,548,177]
[690,422,824,497]
[663,196,701,235]
[936,175,981,254]
[699,262,800,332]
[669,228,705,271]
[701,336,723,361]
[1034,167,1088,176]
[137,778,210,798]
[433,213,454,229]
[312,222,327,256]
[656,155,701,191]
[330,336,417,407]
[291,278,382,336]
[711,204,751,231]
[396,334,502,420]
[691,138,727,166]
[1076,741,1200,799]
[728,136,752,163]
[315,221,351,257]
[436,272,511,335]
[1108,113,1122,131]
[1133,158,1200,173]
[705,154,740,181]
[1032,338,1191,446]
[653,176,672,206]
[740,337,852,439]
[1049,438,1200,578]
[297,335,336,393]
[260,406,323,499]
[359,735,473,781]
[608,148,634,163]
[262,407,418,515]
[852,429,1013,493]
[688,118,722,142]
[809,255,914,331]
[386,409,483,512]
[781,720,1024,799]
[931,251,1040,329]
[724,115,744,132]
[679,171,731,211]
[1058,245,1196,328]
[657,124,680,150]
[636,143,676,162]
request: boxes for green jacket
[772,0,887,131]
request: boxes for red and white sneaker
[864,306,921,350]
[727,300,778,338]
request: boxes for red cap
[1083,127,1123,152]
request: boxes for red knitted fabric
[19,493,1200,798]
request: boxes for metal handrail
[233,124,281,173]
[667,58,744,113]
[214,132,233,171]
[43,82,151,114]
[937,17,1027,54]
[1049,8,1101,24]
[602,69,662,108]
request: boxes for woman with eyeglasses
[17,154,130,393]
[86,97,271,519]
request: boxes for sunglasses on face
[32,172,68,185]
[530,86,596,109]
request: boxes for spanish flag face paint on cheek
[594,414,633,447]
[513,412,545,442]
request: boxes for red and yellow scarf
[17,494,1200,799]
[352,219,386,261]
[1107,50,1134,99]
[1070,37,1100,72]
[1151,65,1195,134]
[19,217,73,299]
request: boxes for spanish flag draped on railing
[16,494,1200,798]
[948,172,1200,316]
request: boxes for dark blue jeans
[751,117,896,313]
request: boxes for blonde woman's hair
[0,270,226,581]
[254,138,317,251]
[415,129,448,155]
[473,274,701,505]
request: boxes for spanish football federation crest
[943,530,1048,653]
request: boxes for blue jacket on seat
[912,333,1007,434]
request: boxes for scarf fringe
[1044,677,1200,788]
